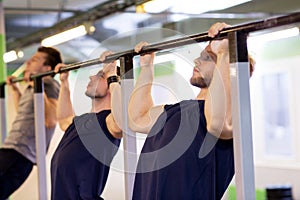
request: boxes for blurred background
[1,0,300,199]
[2,0,300,70]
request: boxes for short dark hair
[38,46,63,71]
[249,55,255,77]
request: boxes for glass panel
[261,72,293,157]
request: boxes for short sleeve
[44,78,60,99]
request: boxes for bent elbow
[207,119,233,139]
[46,119,57,129]
[128,120,135,132]
[220,122,233,139]
[58,120,71,132]
[128,118,140,132]
[128,118,150,134]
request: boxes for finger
[208,22,228,37]
[24,74,30,82]
[134,43,142,53]
[208,22,221,37]
[6,76,12,85]
[208,22,226,37]
[134,41,148,53]
[216,22,230,33]
[54,65,60,73]
[54,63,65,73]
[99,50,114,62]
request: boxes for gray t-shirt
[2,78,60,163]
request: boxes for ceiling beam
[4,7,80,14]
[6,0,151,51]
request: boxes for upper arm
[205,111,233,140]
[43,95,58,128]
[204,51,232,139]
[106,113,122,139]
[43,79,60,128]
[128,105,164,134]
[58,115,74,132]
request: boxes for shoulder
[44,78,60,98]
[95,110,112,131]
[97,110,122,142]
[44,78,60,92]
[164,100,205,116]
[96,110,111,120]
[44,77,60,87]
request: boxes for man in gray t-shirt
[0,46,62,199]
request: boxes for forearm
[129,66,154,125]
[205,52,232,139]
[44,95,58,128]
[11,88,21,111]
[56,80,74,131]
[107,82,122,138]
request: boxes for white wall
[250,56,300,199]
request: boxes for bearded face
[85,70,109,99]
[190,45,217,88]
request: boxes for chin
[190,78,208,88]
[190,77,199,86]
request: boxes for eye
[199,53,211,61]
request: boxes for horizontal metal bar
[0,77,25,85]
[31,58,102,79]
[10,77,25,84]
[0,58,103,85]
[1,11,300,85]
[219,12,300,33]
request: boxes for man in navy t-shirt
[51,51,122,199]
[129,23,255,199]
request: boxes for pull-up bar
[0,12,299,86]
[1,11,300,200]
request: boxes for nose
[25,58,32,68]
[194,57,200,65]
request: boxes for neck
[90,96,111,113]
[196,88,208,100]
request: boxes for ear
[44,65,52,72]
[106,85,111,95]
[106,86,111,93]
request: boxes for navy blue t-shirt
[51,110,121,200]
[132,100,234,200]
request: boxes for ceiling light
[141,0,252,14]
[88,25,96,33]
[41,25,87,47]
[3,50,18,63]
[3,50,24,63]
[17,51,24,58]
[142,0,171,13]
